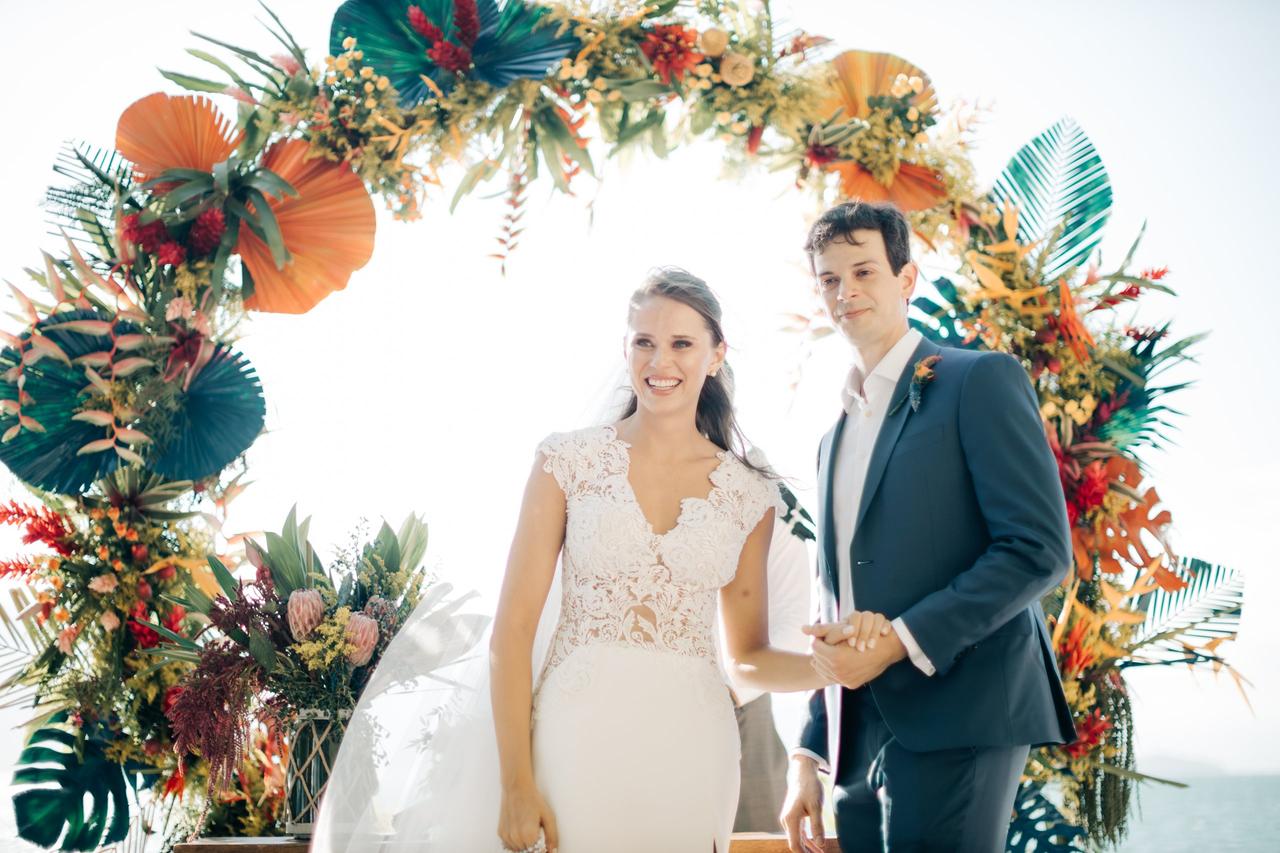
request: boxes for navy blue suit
[798,337,1075,851]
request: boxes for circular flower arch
[0,1,1244,849]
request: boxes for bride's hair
[620,266,773,478]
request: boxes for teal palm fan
[147,344,265,482]
[329,0,578,105]
[0,310,125,494]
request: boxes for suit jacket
[798,337,1076,775]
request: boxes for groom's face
[813,229,916,348]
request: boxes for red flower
[1140,266,1169,281]
[1073,460,1109,513]
[187,208,227,256]
[131,543,150,563]
[1065,708,1112,758]
[137,578,153,600]
[408,5,444,42]
[640,25,704,85]
[162,761,186,801]
[156,241,186,267]
[0,558,38,579]
[1066,499,1080,529]
[804,144,839,166]
[163,605,187,635]
[454,0,480,47]
[745,125,764,155]
[121,213,170,254]
[1,501,76,556]
[428,40,472,74]
[128,601,159,648]
[162,685,184,715]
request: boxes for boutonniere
[888,355,943,416]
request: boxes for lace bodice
[535,425,784,685]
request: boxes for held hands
[498,782,558,853]
[803,610,907,691]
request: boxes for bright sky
[1,8,1275,839]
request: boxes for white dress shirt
[835,328,934,676]
[792,330,936,771]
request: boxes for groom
[780,201,1076,853]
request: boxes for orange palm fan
[820,49,938,121]
[819,50,945,211]
[237,139,376,314]
[115,93,243,184]
[829,161,947,212]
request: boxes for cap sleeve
[535,431,576,496]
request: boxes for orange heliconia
[238,139,376,314]
[115,93,243,185]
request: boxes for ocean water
[1120,775,1280,851]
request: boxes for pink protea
[287,589,324,641]
[100,610,121,632]
[88,573,119,594]
[344,612,379,667]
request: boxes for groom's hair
[803,201,912,275]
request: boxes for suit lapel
[854,338,940,535]
[819,412,846,597]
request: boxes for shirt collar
[841,328,923,414]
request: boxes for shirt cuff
[892,617,936,676]
[789,747,831,775]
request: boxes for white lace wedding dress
[313,424,783,853]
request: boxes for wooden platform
[174,833,842,852]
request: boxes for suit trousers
[833,689,1029,853]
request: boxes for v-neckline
[605,424,731,539]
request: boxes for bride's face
[625,296,726,414]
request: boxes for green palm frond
[1126,556,1243,664]
[990,117,1112,282]
[0,589,53,711]
[1099,328,1205,451]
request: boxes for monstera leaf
[329,0,577,105]
[1006,780,1087,852]
[147,344,266,482]
[0,309,128,494]
[12,712,134,851]
[909,276,984,350]
[990,117,1112,282]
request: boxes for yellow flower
[592,77,608,90]
[365,98,378,109]
[586,89,603,103]
[360,66,374,79]
[715,111,732,124]
[335,56,350,72]
[352,50,364,61]
[607,90,621,102]
[908,75,924,94]
[107,507,120,521]
[890,73,912,98]
[730,120,748,134]
[364,82,375,93]
[907,106,920,122]
[377,76,390,90]
[342,36,356,50]
[694,64,713,78]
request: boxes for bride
[314,268,835,853]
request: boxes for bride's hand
[499,783,558,853]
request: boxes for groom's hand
[808,619,908,690]
[780,754,825,853]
